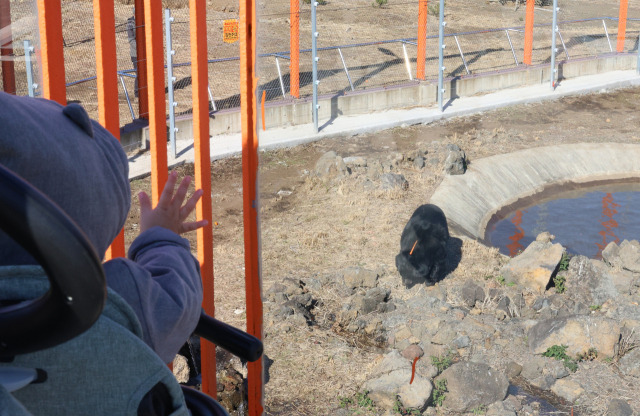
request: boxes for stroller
[0,164,262,416]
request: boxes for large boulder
[434,362,508,412]
[550,379,584,403]
[443,144,466,175]
[363,350,432,411]
[342,267,378,289]
[314,151,349,178]
[528,315,621,358]
[565,256,618,306]
[500,238,564,293]
[618,347,640,377]
[602,240,640,273]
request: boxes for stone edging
[430,143,640,240]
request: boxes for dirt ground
[123,85,640,415]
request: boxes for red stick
[410,356,420,384]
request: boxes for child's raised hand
[138,171,208,235]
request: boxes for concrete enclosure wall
[429,143,640,240]
[121,54,638,150]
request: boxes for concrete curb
[127,70,640,180]
[430,143,640,240]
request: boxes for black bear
[395,204,450,288]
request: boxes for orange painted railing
[617,0,628,53]
[36,0,263,412]
[290,0,300,98]
[94,0,125,260]
[0,0,16,94]
[416,0,428,80]
[523,0,535,65]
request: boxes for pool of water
[485,183,640,259]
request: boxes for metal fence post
[550,0,558,89]
[401,43,413,81]
[312,0,319,133]
[602,19,613,52]
[23,40,37,97]
[637,35,640,75]
[119,74,136,121]
[505,30,519,66]
[207,85,217,111]
[275,57,286,98]
[165,9,177,158]
[438,0,445,112]
[337,48,355,90]
[454,36,470,75]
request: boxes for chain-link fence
[1,0,639,132]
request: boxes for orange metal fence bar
[0,0,16,94]
[189,0,217,399]
[416,0,428,80]
[289,0,299,98]
[617,0,628,53]
[135,0,149,119]
[94,0,125,260]
[37,0,66,105]
[240,0,264,413]
[143,0,168,204]
[523,0,535,65]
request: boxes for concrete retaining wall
[121,54,637,150]
[429,143,640,240]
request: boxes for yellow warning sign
[223,19,239,44]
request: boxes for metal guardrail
[51,15,640,122]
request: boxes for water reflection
[595,193,620,259]
[487,184,640,259]
[506,210,525,257]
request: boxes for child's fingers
[138,191,152,214]
[158,171,178,208]
[181,219,208,233]
[172,176,192,208]
[179,189,204,221]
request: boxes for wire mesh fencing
[0,0,40,97]
[2,0,640,134]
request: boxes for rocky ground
[125,86,640,415]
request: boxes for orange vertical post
[1,0,16,94]
[290,0,299,98]
[143,0,168,204]
[94,0,125,260]
[135,0,149,119]
[416,0,428,80]
[617,0,628,52]
[189,0,216,398]
[36,0,66,105]
[240,0,263,414]
[523,0,535,65]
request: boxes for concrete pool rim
[429,143,640,241]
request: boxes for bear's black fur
[395,204,450,288]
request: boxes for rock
[342,267,378,289]
[527,315,621,358]
[379,173,409,190]
[486,400,517,416]
[520,356,546,381]
[506,361,523,379]
[413,156,425,169]
[544,360,569,379]
[460,281,485,308]
[402,344,424,361]
[550,379,584,403]
[565,256,618,305]
[618,347,640,377]
[314,151,349,178]
[434,362,508,412]
[500,240,564,293]
[355,287,391,314]
[172,354,190,383]
[342,156,367,167]
[363,350,432,410]
[443,144,467,175]
[536,232,555,243]
[453,335,470,349]
[602,240,640,273]
[606,398,633,416]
